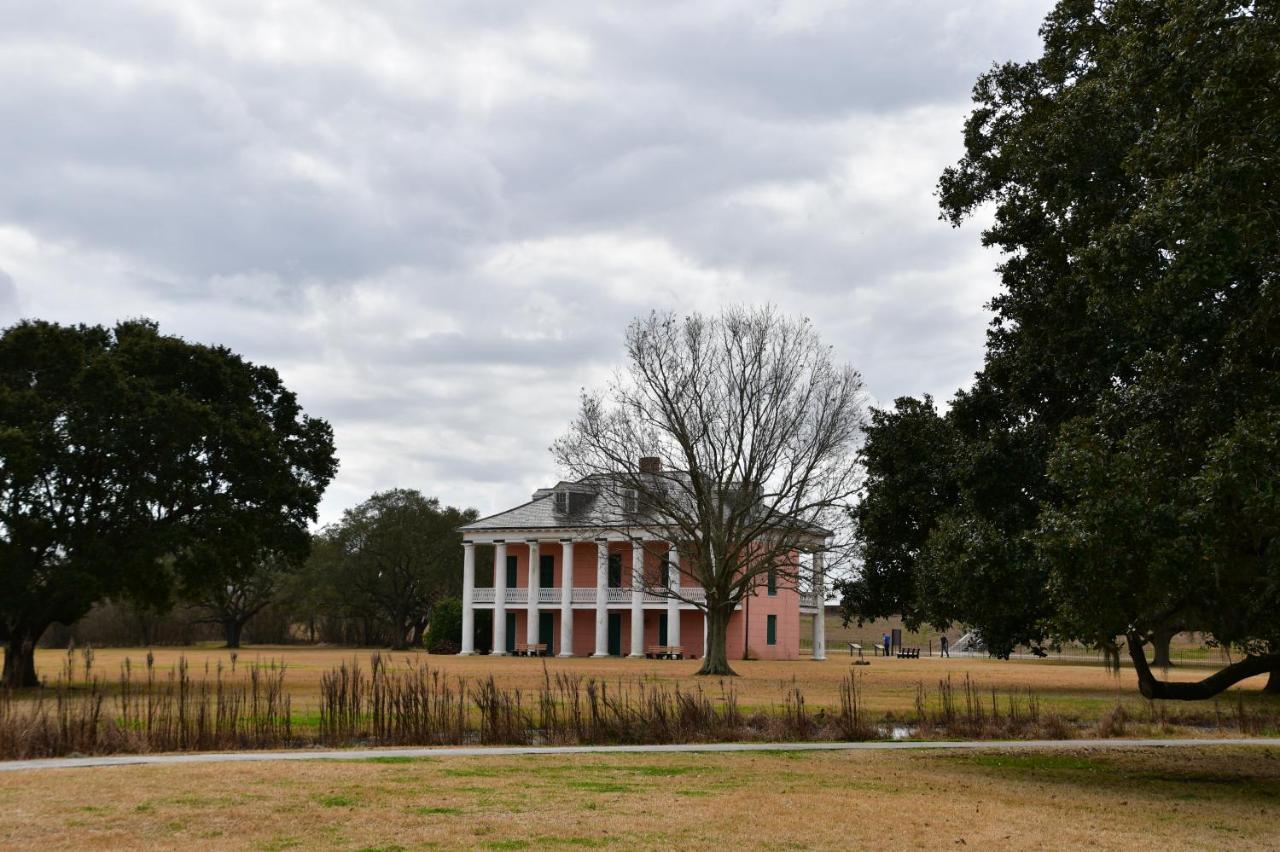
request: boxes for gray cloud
[0,0,1054,523]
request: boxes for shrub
[425,599,462,653]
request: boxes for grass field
[29,641,1278,727]
[3,745,1279,849]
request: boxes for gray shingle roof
[459,474,834,539]
[458,487,619,532]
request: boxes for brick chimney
[639,456,662,474]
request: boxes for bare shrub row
[5,655,1277,760]
[2,653,878,759]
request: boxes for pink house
[457,467,828,660]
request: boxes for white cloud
[0,0,1055,523]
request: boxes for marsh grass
[2,654,1277,759]
[0,652,290,759]
[1,654,874,758]
[912,673,1059,739]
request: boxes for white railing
[681,588,707,604]
[471,587,712,607]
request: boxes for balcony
[470,587,711,608]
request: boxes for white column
[526,539,540,647]
[667,546,682,649]
[593,538,609,656]
[629,539,645,657]
[492,541,507,655]
[460,541,476,655]
[812,550,827,661]
[559,539,574,657]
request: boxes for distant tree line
[1,319,476,687]
[44,490,476,653]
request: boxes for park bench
[896,647,921,659]
[514,643,548,657]
[645,645,684,660]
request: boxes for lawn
[2,745,1278,849]
[29,641,1278,727]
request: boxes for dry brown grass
[2,746,1279,849]
[29,644,1275,722]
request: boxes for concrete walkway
[2,737,1278,773]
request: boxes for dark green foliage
[847,1,1280,695]
[425,598,462,654]
[310,490,477,649]
[837,396,959,627]
[0,319,336,685]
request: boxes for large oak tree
[843,0,1279,698]
[0,319,336,686]
[844,0,1274,695]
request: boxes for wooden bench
[645,645,684,660]
[896,647,921,659]
[514,643,548,657]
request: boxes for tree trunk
[1150,627,1177,669]
[390,613,410,650]
[2,627,42,689]
[224,618,244,649]
[1127,631,1280,700]
[697,605,737,676]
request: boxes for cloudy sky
[0,0,1054,524]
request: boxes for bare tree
[553,307,866,675]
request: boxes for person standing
[940,635,950,658]
[883,632,891,658]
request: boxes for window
[766,615,778,646]
[539,554,555,588]
[767,569,777,596]
[554,491,569,514]
[505,554,518,588]
[607,553,622,588]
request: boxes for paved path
[2,737,1277,773]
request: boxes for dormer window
[555,490,570,514]
[623,488,639,515]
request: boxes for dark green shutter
[539,612,555,653]
[766,615,777,646]
[767,569,777,596]
[506,555,518,588]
